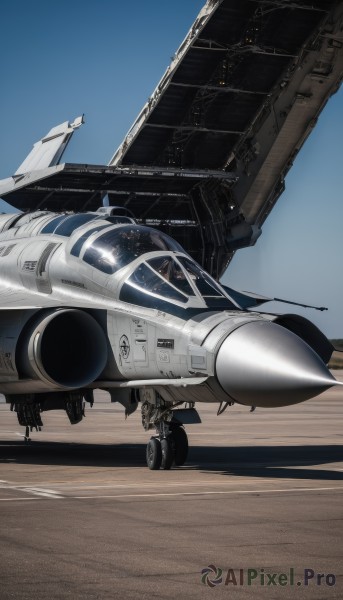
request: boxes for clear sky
[0,0,342,338]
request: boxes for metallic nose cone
[216,321,340,408]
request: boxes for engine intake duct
[17,309,108,389]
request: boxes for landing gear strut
[8,391,90,442]
[24,426,31,444]
[142,399,190,470]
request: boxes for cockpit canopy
[126,254,231,306]
[80,225,184,275]
[41,213,133,237]
[70,223,237,310]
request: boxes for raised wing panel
[110,0,343,276]
[111,0,340,169]
[2,2,343,278]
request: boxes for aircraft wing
[2,2,343,279]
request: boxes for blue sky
[0,0,342,337]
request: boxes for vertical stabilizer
[15,115,84,174]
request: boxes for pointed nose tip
[216,320,338,407]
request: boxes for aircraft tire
[146,437,162,470]
[161,436,174,470]
[172,426,188,466]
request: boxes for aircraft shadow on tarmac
[0,441,343,480]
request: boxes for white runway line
[73,485,343,500]
[22,488,64,499]
[0,497,43,502]
[0,484,343,502]
[0,485,342,502]
[0,480,63,499]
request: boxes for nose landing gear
[146,424,189,470]
[142,398,199,470]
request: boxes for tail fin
[15,115,84,174]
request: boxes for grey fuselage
[0,210,337,409]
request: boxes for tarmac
[0,372,342,599]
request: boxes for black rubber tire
[161,436,174,470]
[172,426,189,466]
[146,437,162,470]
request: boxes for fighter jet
[0,0,342,470]
[0,118,340,469]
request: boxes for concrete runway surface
[0,372,342,599]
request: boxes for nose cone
[216,321,339,407]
